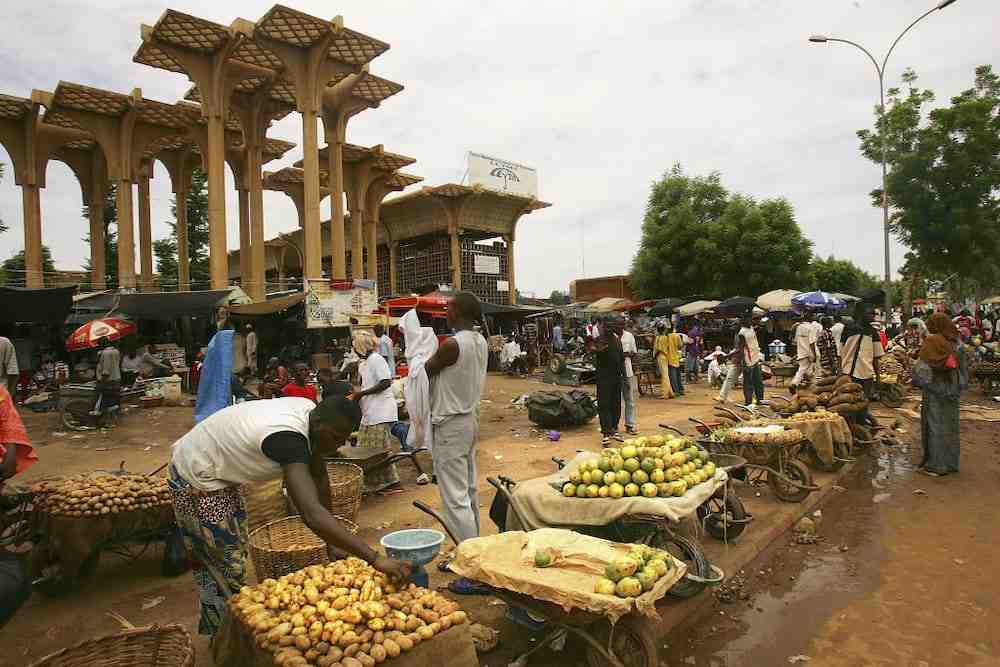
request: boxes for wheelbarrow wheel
[648,532,711,599]
[804,440,849,473]
[769,459,812,503]
[697,492,748,541]
[585,614,659,667]
[60,398,92,431]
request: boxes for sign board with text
[467,152,538,198]
[474,254,501,275]
[305,279,378,329]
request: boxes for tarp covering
[229,292,305,316]
[584,297,629,312]
[72,288,246,321]
[114,290,235,320]
[0,286,76,323]
[450,528,686,623]
[676,300,721,316]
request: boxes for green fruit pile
[594,545,675,598]
[561,435,717,500]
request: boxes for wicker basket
[248,515,358,581]
[28,624,194,667]
[324,462,363,522]
[241,478,288,534]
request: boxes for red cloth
[281,383,318,403]
[0,386,37,476]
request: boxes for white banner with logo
[305,279,378,329]
[467,152,538,197]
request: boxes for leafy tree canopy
[858,65,1000,287]
[1,246,55,286]
[807,255,878,296]
[155,169,210,291]
[630,165,814,299]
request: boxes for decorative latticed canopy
[0,94,32,120]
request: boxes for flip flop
[437,553,454,573]
[447,577,493,596]
[415,473,431,485]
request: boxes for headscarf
[919,313,959,369]
[352,329,378,357]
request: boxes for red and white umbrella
[66,318,137,352]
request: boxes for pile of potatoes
[32,473,171,518]
[231,557,468,667]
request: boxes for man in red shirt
[281,363,318,403]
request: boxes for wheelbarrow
[689,417,819,503]
[414,482,671,667]
[658,424,752,542]
[487,469,723,600]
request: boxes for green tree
[858,65,1000,287]
[808,256,878,295]
[548,289,571,305]
[155,169,210,290]
[1,246,56,286]
[81,183,119,288]
[630,165,813,299]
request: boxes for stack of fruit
[561,435,717,500]
[31,473,172,518]
[877,355,904,384]
[593,544,676,598]
[230,557,467,667]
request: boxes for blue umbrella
[791,290,846,311]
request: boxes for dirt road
[3,375,999,667]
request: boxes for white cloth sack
[400,309,438,451]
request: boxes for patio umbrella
[647,298,684,317]
[716,296,756,316]
[856,287,886,304]
[791,290,846,311]
[756,289,802,312]
[66,317,137,352]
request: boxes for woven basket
[324,462,363,521]
[28,624,194,667]
[248,515,358,581]
[241,478,288,534]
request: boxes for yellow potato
[383,638,401,657]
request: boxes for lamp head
[809,35,829,43]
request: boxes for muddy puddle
[665,451,896,666]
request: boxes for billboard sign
[305,279,378,329]
[467,152,537,198]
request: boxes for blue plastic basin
[380,529,445,566]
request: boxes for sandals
[601,436,611,447]
[415,473,431,485]
[917,468,945,477]
[447,577,493,596]
[625,427,639,436]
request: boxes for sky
[0,0,996,297]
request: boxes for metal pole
[809,2,958,319]
[879,72,891,318]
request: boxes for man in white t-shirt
[374,324,395,376]
[426,292,488,595]
[738,316,765,406]
[618,320,640,435]
[791,312,820,388]
[350,330,400,492]
[168,396,410,635]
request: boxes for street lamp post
[809,0,959,317]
